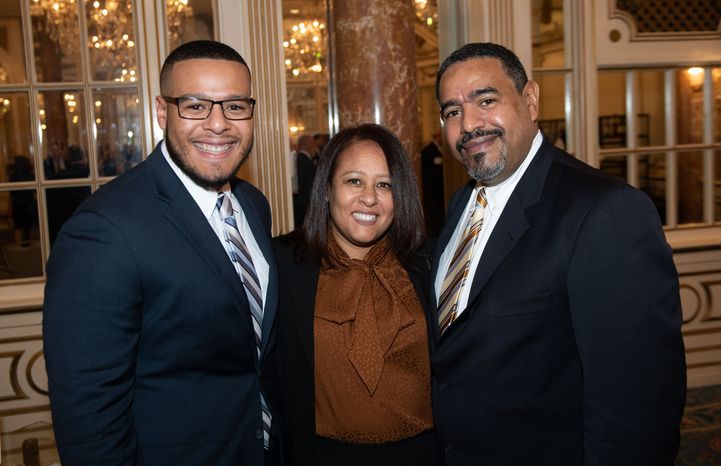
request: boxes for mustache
[456,128,504,152]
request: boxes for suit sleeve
[43,209,144,466]
[567,185,686,465]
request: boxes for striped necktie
[438,186,487,335]
[216,192,271,449]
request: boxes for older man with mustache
[429,42,686,466]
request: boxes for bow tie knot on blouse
[316,235,417,394]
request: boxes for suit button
[445,443,453,452]
[438,383,447,392]
[254,428,263,440]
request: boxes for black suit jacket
[430,138,686,465]
[273,234,434,465]
[43,143,280,466]
[292,151,316,228]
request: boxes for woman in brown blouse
[274,124,440,466]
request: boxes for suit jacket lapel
[433,138,557,335]
[146,147,257,341]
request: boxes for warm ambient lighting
[414,0,438,29]
[687,67,705,90]
[166,0,194,47]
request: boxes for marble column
[329,0,420,167]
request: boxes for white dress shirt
[434,130,543,316]
[161,140,270,307]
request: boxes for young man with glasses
[44,40,280,466]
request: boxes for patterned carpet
[677,384,721,465]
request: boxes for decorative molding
[244,0,294,235]
[677,249,721,387]
[608,0,721,42]
[0,350,27,402]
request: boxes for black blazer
[429,138,686,465]
[43,144,280,466]
[273,233,434,465]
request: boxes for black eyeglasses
[162,96,256,121]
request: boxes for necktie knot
[217,192,232,218]
[476,186,487,208]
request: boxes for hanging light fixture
[283,19,326,79]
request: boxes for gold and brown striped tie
[438,186,487,335]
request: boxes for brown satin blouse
[314,234,433,444]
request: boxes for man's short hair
[435,42,528,100]
[160,40,250,94]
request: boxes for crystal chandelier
[30,0,137,82]
[283,20,326,79]
[30,0,81,46]
[87,0,136,81]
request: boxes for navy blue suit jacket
[429,138,686,465]
[43,144,279,466]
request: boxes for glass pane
[678,151,703,224]
[638,153,666,224]
[282,0,330,139]
[30,0,83,82]
[287,83,328,139]
[93,88,142,176]
[166,0,215,51]
[37,90,89,180]
[0,189,42,278]
[46,185,91,246]
[6,189,39,242]
[677,68,704,145]
[536,73,566,150]
[531,0,565,68]
[636,70,665,147]
[714,68,721,143]
[0,92,34,182]
[85,0,138,82]
[599,155,626,181]
[0,0,28,84]
[598,71,626,148]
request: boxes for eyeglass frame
[161,95,257,121]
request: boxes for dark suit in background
[431,42,686,465]
[420,136,445,237]
[293,149,316,228]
